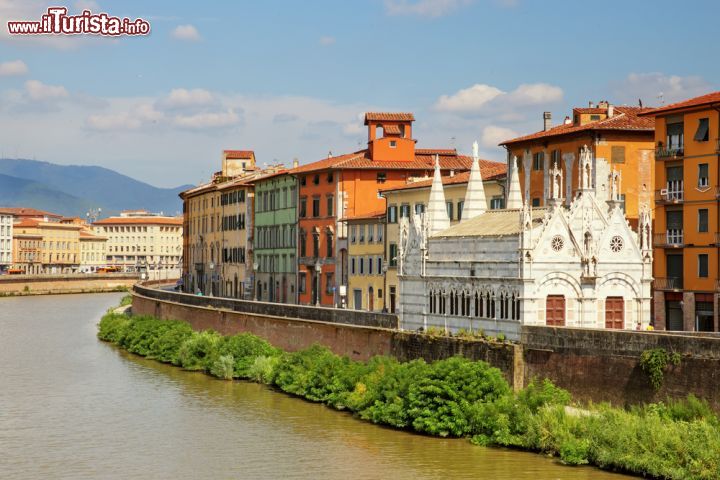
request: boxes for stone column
[653,290,666,330]
[683,291,695,331]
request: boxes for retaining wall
[0,273,138,296]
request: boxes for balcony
[654,230,684,248]
[654,277,683,291]
[655,181,684,204]
[656,145,684,159]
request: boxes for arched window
[490,292,496,319]
[474,292,480,318]
[465,292,471,317]
[450,291,455,315]
[429,290,435,314]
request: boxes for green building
[253,170,298,303]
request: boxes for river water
[0,293,633,479]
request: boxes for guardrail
[133,283,399,329]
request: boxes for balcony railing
[654,277,684,291]
[656,145,684,159]
[655,181,684,203]
[654,230,684,247]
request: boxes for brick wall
[0,274,137,295]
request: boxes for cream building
[0,211,12,273]
[344,212,385,311]
[93,211,183,280]
[398,147,653,340]
[11,219,81,273]
[79,230,108,273]
[380,144,507,313]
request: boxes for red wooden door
[605,297,624,329]
[546,295,565,326]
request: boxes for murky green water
[0,293,634,479]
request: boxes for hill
[0,158,192,217]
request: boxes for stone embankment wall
[0,273,138,296]
[132,285,720,408]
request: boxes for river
[0,293,633,479]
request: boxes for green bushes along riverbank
[98,312,720,479]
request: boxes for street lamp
[209,261,215,297]
[314,262,322,306]
[252,261,259,301]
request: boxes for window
[327,172,334,183]
[301,176,307,186]
[299,198,307,218]
[414,203,425,215]
[532,198,540,207]
[695,118,710,142]
[377,256,383,274]
[326,233,333,257]
[533,152,544,171]
[377,172,387,183]
[299,230,307,257]
[377,224,383,243]
[389,243,398,267]
[389,140,397,148]
[313,174,320,185]
[368,256,374,275]
[611,146,625,164]
[368,225,374,243]
[457,201,464,221]
[490,197,504,209]
[359,225,365,243]
[359,256,365,274]
[387,205,398,223]
[326,195,334,217]
[312,233,319,257]
[299,272,307,293]
[699,209,709,233]
[699,253,709,278]
[666,122,684,150]
[400,204,410,218]
[350,225,357,243]
[446,201,454,220]
[620,194,626,214]
[312,197,320,217]
[326,273,334,294]
[590,114,601,121]
[351,256,356,275]
[699,163,709,188]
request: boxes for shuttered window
[694,118,709,142]
[699,209,708,232]
[666,210,683,230]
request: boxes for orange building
[640,92,720,331]
[500,101,655,220]
[290,112,476,306]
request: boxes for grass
[98,311,720,480]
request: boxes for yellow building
[11,218,81,273]
[79,230,108,273]
[380,162,507,313]
[344,212,385,311]
[12,230,42,274]
[92,211,183,279]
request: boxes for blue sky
[1,0,718,187]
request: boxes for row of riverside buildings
[179,91,720,335]
[0,208,182,278]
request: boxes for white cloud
[86,103,163,131]
[171,24,201,42]
[434,82,563,115]
[74,0,99,11]
[384,0,473,17]
[24,79,69,101]
[481,125,518,148]
[319,36,336,46]
[612,72,712,106]
[158,88,214,109]
[173,110,241,129]
[0,59,28,76]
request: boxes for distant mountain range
[0,158,192,218]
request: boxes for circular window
[551,235,564,252]
[610,235,624,253]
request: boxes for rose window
[610,235,624,253]
[551,235,564,252]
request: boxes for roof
[223,150,254,159]
[80,231,107,240]
[638,91,720,116]
[13,219,40,228]
[93,216,183,226]
[434,208,549,238]
[340,210,386,222]
[573,107,607,114]
[364,112,415,124]
[380,161,507,194]
[288,149,474,174]
[500,106,654,146]
[0,207,62,218]
[383,124,402,135]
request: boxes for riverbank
[0,273,137,296]
[98,311,720,480]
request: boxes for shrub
[147,321,195,365]
[248,355,280,384]
[210,354,235,380]
[640,347,681,390]
[216,333,280,378]
[177,330,222,371]
[97,312,131,343]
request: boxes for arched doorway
[368,287,374,311]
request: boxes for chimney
[598,100,609,109]
[543,112,552,131]
[564,116,572,125]
[607,104,614,117]
[450,170,455,177]
[589,101,595,108]
[292,158,299,169]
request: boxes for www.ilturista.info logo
[7,7,150,36]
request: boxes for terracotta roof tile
[93,217,183,226]
[0,207,62,218]
[379,160,507,193]
[364,112,415,123]
[638,91,720,116]
[340,210,386,221]
[288,149,477,174]
[223,150,254,159]
[500,106,655,145]
[573,107,607,114]
[383,124,402,135]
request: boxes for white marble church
[397,144,653,340]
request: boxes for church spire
[461,141,486,221]
[506,155,523,209]
[427,154,450,234]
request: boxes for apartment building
[289,112,475,307]
[344,212,385,311]
[79,230,108,273]
[11,218,81,273]
[500,101,655,220]
[641,92,720,331]
[0,211,12,273]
